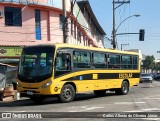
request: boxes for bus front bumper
[17,81,61,96]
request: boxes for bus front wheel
[58,84,75,103]
[115,81,129,95]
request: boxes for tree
[142,55,155,70]
[155,62,160,71]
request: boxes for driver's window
[55,53,71,71]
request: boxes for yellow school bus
[17,43,140,103]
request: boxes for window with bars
[5,7,22,26]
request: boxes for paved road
[0,80,160,121]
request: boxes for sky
[88,0,160,60]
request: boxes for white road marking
[68,101,146,112]
[3,111,26,112]
[125,108,160,112]
[143,97,160,100]
[134,102,146,104]
[115,102,133,105]
[143,118,160,121]
[142,108,160,111]
[68,106,104,112]
[114,102,146,105]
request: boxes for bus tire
[58,84,75,103]
[94,90,106,96]
[115,81,129,95]
[30,95,45,104]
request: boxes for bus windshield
[18,46,55,82]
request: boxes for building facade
[0,0,106,65]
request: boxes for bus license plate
[27,91,33,95]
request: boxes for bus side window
[121,55,132,69]
[55,53,71,71]
[55,53,64,70]
[73,51,91,68]
[133,56,138,69]
[108,54,120,69]
[92,52,107,68]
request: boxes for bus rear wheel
[58,84,75,103]
[94,90,106,96]
[115,81,129,95]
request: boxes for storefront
[0,46,22,91]
[0,46,22,66]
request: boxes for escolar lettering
[119,73,133,79]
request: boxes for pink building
[0,0,106,65]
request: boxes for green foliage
[155,62,160,71]
[142,55,155,69]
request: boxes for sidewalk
[0,96,29,103]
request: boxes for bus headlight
[41,81,52,89]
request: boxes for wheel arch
[123,79,130,86]
[63,82,77,92]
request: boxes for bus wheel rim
[123,83,128,93]
[62,88,72,100]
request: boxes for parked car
[140,73,153,83]
[153,73,160,80]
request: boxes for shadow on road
[75,92,117,102]
[0,92,117,107]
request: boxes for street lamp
[115,14,140,33]
[112,14,140,49]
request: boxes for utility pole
[112,0,130,49]
[63,0,67,43]
[112,0,116,49]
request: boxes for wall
[0,4,64,45]
[0,0,104,47]
[0,6,35,44]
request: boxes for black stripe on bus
[63,73,140,81]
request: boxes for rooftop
[77,0,106,35]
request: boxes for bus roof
[25,43,139,56]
